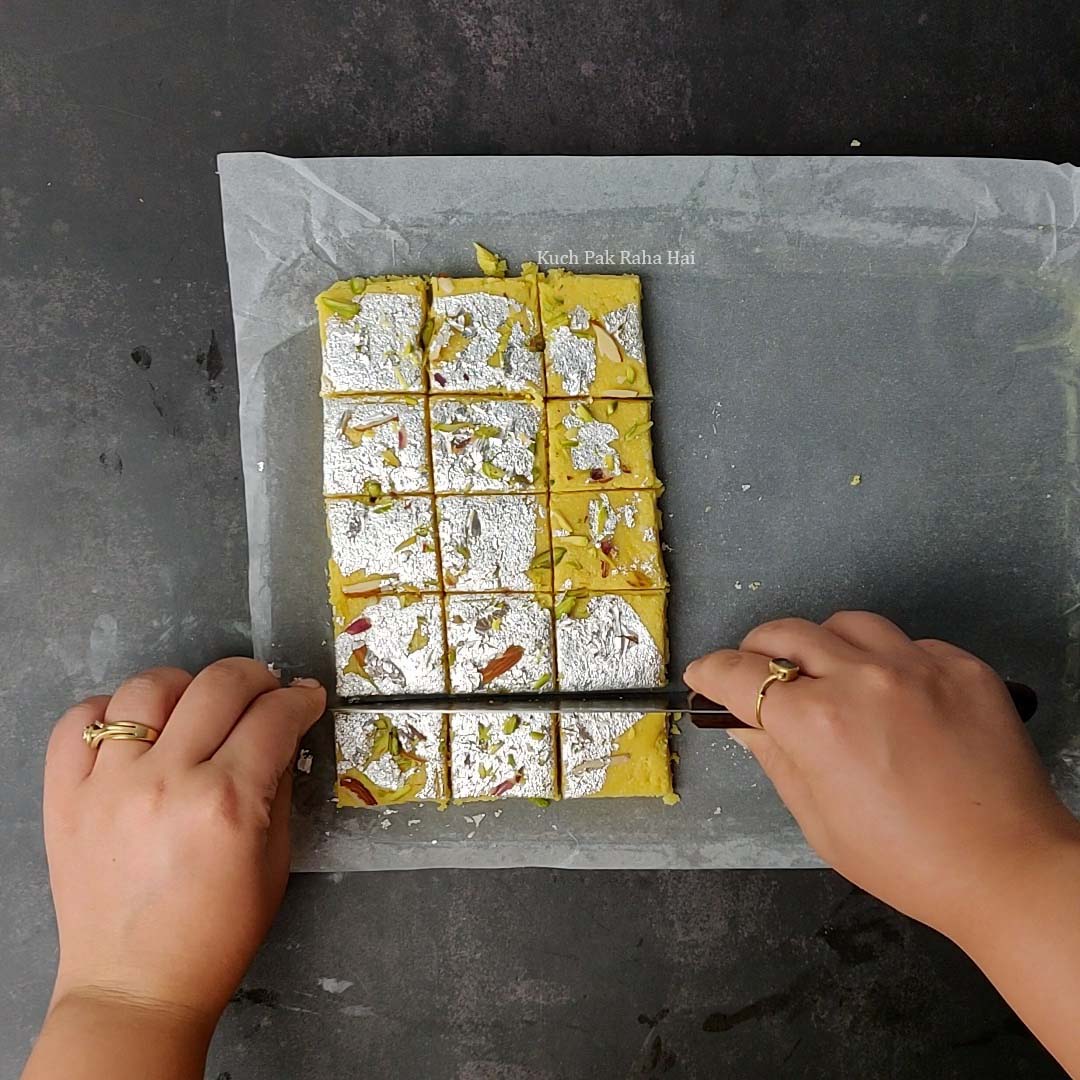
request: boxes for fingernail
[291,677,323,689]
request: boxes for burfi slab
[334,593,447,697]
[547,398,660,491]
[539,270,651,398]
[549,490,666,592]
[323,395,430,496]
[430,396,547,493]
[449,710,557,802]
[445,593,555,694]
[436,494,552,592]
[427,272,544,395]
[335,709,448,807]
[559,711,674,801]
[317,276,427,394]
[326,495,440,596]
[553,590,668,691]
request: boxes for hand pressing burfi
[549,490,666,592]
[334,594,447,697]
[547,398,660,490]
[427,271,544,396]
[436,494,552,592]
[560,712,674,801]
[553,591,668,691]
[540,270,650,398]
[449,711,557,802]
[318,276,427,394]
[430,397,547,493]
[445,594,555,694]
[335,709,448,807]
[326,495,440,599]
[323,396,430,496]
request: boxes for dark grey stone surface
[2,1,1076,1076]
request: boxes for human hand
[42,659,325,1028]
[685,613,1080,941]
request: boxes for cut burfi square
[553,591,668,691]
[430,396,547,493]
[335,709,448,807]
[436,494,552,592]
[445,593,555,694]
[449,710,557,802]
[547,398,660,491]
[549,490,666,592]
[560,712,674,800]
[540,270,650,398]
[323,395,430,496]
[317,276,427,394]
[427,272,544,395]
[333,593,447,697]
[326,495,440,596]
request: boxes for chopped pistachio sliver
[321,298,359,318]
[480,461,505,481]
[623,419,654,440]
[531,673,552,691]
[407,624,429,654]
[529,797,552,808]
[382,449,401,467]
[528,730,546,741]
[573,402,595,423]
[554,594,578,620]
[502,715,520,735]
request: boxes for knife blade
[337,680,1036,729]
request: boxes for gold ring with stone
[754,658,801,728]
[82,721,160,749]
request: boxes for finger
[265,773,294,887]
[155,657,282,763]
[92,667,193,771]
[684,649,812,732]
[821,611,912,654]
[45,697,109,797]
[213,680,326,793]
[740,617,862,676]
[726,728,817,824]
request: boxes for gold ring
[755,658,801,728]
[82,721,160,749]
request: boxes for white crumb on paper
[317,978,354,994]
[749,581,762,591]
[735,581,743,590]
[850,138,862,147]
[740,484,751,492]
[407,819,421,826]
[379,819,392,830]
[256,460,265,472]
[296,749,313,774]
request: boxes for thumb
[727,728,817,827]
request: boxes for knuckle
[203,656,277,690]
[859,661,906,696]
[742,616,811,649]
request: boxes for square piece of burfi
[547,399,660,491]
[430,396,547,493]
[436,494,552,592]
[540,270,650,398]
[323,395,430,496]
[560,712,674,800]
[554,591,668,691]
[335,709,448,807]
[317,276,427,394]
[445,593,555,694]
[549,490,666,592]
[427,273,544,395]
[449,710,557,802]
[326,495,440,596]
[334,593,447,697]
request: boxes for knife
[340,680,1037,729]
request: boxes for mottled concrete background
[2,1,1077,1076]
